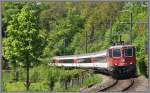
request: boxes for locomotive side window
[113,49,121,57]
[109,49,112,57]
[124,48,133,57]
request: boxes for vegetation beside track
[2,65,102,91]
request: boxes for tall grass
[3,65,102,91]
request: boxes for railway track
[98,78,134,92]
[80,75,134,92]
[80,74,115,92]
[80,69,135,92]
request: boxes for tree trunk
[13,61,19,81]
[26,55,30,91]
[14,67,19,81]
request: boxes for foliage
[2,3,47,90]
[138,57,148,78]
[2,70,13,82]
[53,82,64,92]
[3,3,46,67]
[29,81,49,91]
[3,65,102,92]
[82,74,102,87]
[30,68,41,82]
[3,82,26,91]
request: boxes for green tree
[39,2,66,32]
[2,2,25,37]
[70,2,124,53]
[45,2,83,57]
[3,4,45,90]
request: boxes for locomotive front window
[113,49,121,57]
[125,48,133,57]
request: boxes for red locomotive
[107,44,137,78]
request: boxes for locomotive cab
[107,45,137,78]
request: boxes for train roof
[109,45,134,49]
[52,50,106,60]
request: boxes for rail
[98,78,134,92]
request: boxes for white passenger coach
[49,51,107,68]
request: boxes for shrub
[138,57,148,78]
[82,74,102,87]
[30,69,41,82]
[18,68,26,81]
[2,70,14,82]
[29,82,49,91]
[4,82,25,91]
[53,82,64,92]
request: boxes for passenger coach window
[95,57,103,61]
[85,58,91,63]
[113,49,121,57]
[62,59,73,63]
[77,59,85,63]
[125,48,133,57]
[78,58,91,63]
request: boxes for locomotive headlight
[114,63,117,66]
[121,58,125,63]
[130,62,133,64]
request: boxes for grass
[3,76,102,92]
[82,74,102,87]
[3,81,50,91]
[2,70,13,82]
[2,65,102,92]
[3,82,26,91]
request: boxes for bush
[138,57,148,78]
[29,81,49,91]
[30,69,41,82]
[67,85,80,92]
[82,74,102,87]
[2,70,14,82]
[4,82,26,91]
[19,68,26,81]
[53,82,64,92]
[3,65,102,92]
